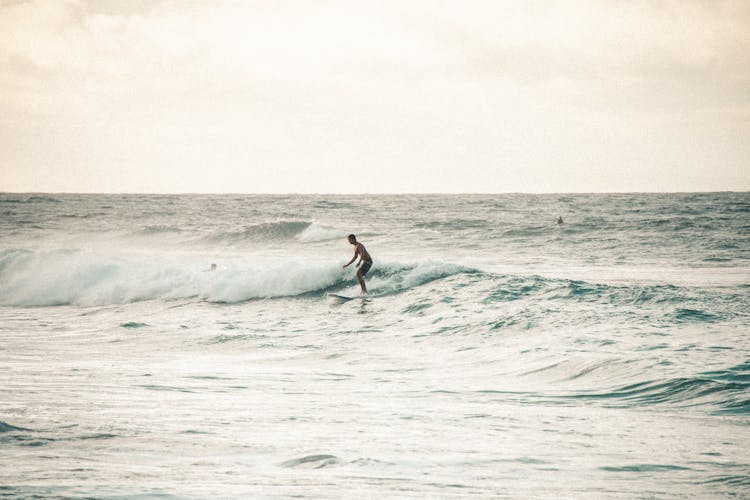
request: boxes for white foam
[0,249,349,307]
[366,260,474,296]
[203,259,347,303]
[295,223,347,243]
[0,247,476,307]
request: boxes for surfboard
[325,292,355,304]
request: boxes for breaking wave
[0,248,475,306]
[0,246,745,314]
[202,221,311,244]
[199,221,345,245]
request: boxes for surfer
[343,234,373,295]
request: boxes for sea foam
[0,248,472,306]
[0,248,346,306]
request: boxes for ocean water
[1,192,749,498]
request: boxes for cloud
[418,1,750,83]
[0,0,748,192]
[3,0,749,93]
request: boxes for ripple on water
[703,475,750,488]
[600,464,691,472]
[120,322,149,329]
[279,454,339,469]
[0,421,31,433]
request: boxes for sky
[1,0,749,193]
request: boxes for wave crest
[204,221,312,245]
[197,221,349,246]
[0,249,473,307]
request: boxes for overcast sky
[1,0,749,193]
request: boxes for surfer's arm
[343,251,358,268]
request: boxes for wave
[200,260,467,303]
[501,226,554,238]
[516,359,750,414]
[0,248,473,307]
[295,223,347,243]
[136,225,183,235]
[0,195,62,204]
[0,246,743,313]
[569,375,750,415]
[416,219,487,230]
[674,308,722,323]
[57,213,105,219]
[202,220,311,244]
[313,200,353,210]
[0,421,30,433]
[199,221,345,245]
[279,454,339,469]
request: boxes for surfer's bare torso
[353,242,371,264]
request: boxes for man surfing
[343,234,373,295]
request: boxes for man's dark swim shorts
[359,260,372,276]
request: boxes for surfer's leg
[356,261,371,295]
[356,270,367,295]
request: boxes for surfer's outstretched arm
[343,251,358,268]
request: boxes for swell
[199,221,344,245]
[0,420,121,448]
[513,359,750,415]
[0,195,62,204]
[482,274,746,323]
[201,220,311,244]
[0,248,475,306]
[0,421,31,433]
[0,246,745,313]
[566,372,750,415]
[135,225,183,235]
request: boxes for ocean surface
[1,192,749,498]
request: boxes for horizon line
[1,190,748,196]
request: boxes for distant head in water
[556,216,564,225]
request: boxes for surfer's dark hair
[348,234,356,240]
